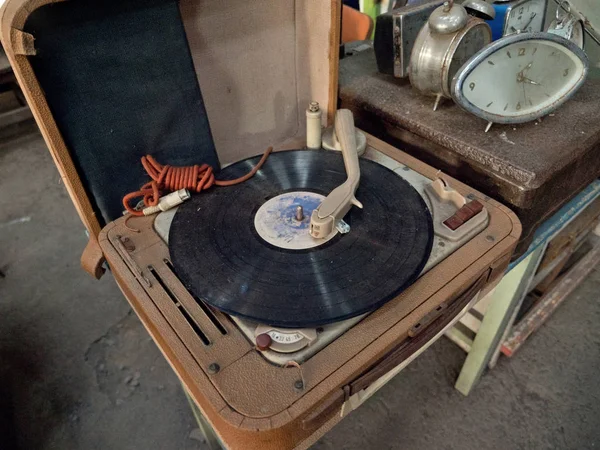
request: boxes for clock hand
[522,76,541,86]
[516,62,535,81]
[510,13,537,34]
[521,13,537,32]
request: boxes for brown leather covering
[97,135,520,449]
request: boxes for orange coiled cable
[123,146,273,216]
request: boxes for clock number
[469,82,476,91]
[516,102,522,111]
[519,7,524,14]
[564,68,569,77]
[518,48,526,56]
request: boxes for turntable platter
[169,149,433,328]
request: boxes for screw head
[294,380,304,390]
[486,235,495,243]
[208,363,220,374]
[466,193,476,200]
[120,236,135,252]
[438,241,445,247]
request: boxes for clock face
[451,33,588,124]
[447,23,491,90]
[505,0,546,35]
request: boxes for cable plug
[142,189,191,216]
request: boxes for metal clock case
[488,0,547,40]
[549,0,600,47]
[409,1,492,110]
[462,0,496,20]
[451,32,589,131]
[374,0,445,78]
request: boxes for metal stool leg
[454,245,545,395]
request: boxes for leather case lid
[1,0,339,236]
[24,0,219,224]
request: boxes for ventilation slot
[148,266,210,345]
[164,259,228,335]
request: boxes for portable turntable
[93,113,520,449]
[0,0,521,448]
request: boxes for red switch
[443,200,484,231]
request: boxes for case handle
[349,270,490,395]
[300,270,490,429]
[301,386,350,430]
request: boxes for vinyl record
[169,149,433,328]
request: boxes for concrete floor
[1,131,599,450]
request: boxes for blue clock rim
[451,32,589,125]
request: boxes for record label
[253,191,337,250]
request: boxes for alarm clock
[462,0,496,20]
[487,0,547,40]
[547,1,584,48]
[409,0,492,110]
[451,32,588,132]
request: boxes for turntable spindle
[295,205,304,221]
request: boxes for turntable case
[0,1,521,449]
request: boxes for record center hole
[148,266,211,345]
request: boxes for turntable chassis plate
[98,132,520,450]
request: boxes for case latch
[10,29,36,56]
[81,238,106,279]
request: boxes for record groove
[169,149,433,328]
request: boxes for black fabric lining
[24,0,219,224]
